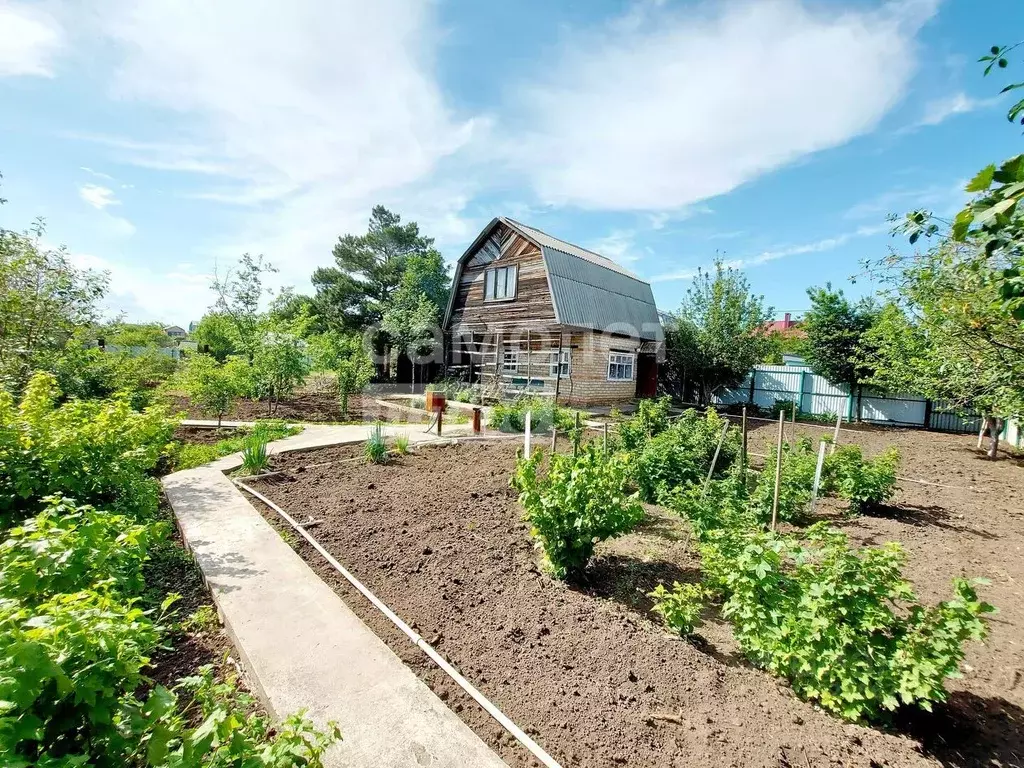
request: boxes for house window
[607,352,635,381]
[502,347,519,374]
[484,265,518,301]
[549,349,570,377]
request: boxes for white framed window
[502,347,519,374]
[484,264,518,301]
[549,349,571,377]
[607,352,635,381]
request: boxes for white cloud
[843,180,968,221]
[65,0,484,295]
[587,230,643,265]
[650,224,887,282]
[0,1,63,77]
[510,0,936,210]
[78,183,119,209]
[68,250,212,325]
[915,91,996,127]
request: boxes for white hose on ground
[234,480,563,768]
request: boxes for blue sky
[1,0,1022,326]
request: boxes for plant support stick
[830,412,842,455]
[524,411,532,459]
[771,411,784,531]
[809,440,828,515]
[701,422,731,500]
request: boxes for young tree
[177,353,241,427]
[190,312,238,361]
[664,262,773,404]
[863,243,1024,458]
[312,206,444,332]
[250,325,309,415]
[211,253,277,357]
[0,220,108,392]
[308,331,374,415]
[801,284,877,387]
[380,285,441,393]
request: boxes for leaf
[976,197,1017,226]
[965,165,996,193]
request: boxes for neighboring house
[443,218,662,406]
[164,325,187,339]
[764,312,806,338]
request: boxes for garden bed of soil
[166,392,428,424]
[244,432,1024,768]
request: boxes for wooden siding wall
[452,328,643,406]
[448,222,556,332]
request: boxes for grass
[365,422,389,464]
[240,437,271,475]
[171,419,300,471]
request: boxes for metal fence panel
[860,393,926,426]
[711,364,988,435]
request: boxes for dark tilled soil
[245,433,1024,768]
[166,392,428,424]
[143,505,238,697]
[173,425,239,445]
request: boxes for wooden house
[443,218,662,406]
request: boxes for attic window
[484,265,517,301]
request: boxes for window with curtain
[607,352,635,381]
[484,264,518,301]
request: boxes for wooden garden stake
[550,425,558,454]
[603,423,609,456]
[770,411,785,531]
[573,411,581,457]
[524,411,532,459]
[701,422,731,500]
[809,440,828,516]
[830,412,842,455]
[740,405,748,471]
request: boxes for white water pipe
[234,480,563,768]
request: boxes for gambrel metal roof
[444,217,661,340]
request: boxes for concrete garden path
[163,425,507,768]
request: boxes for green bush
[617,396,672,451]
[632,408,736,503]
[717,524,993,721]
[490,396,573,434]
[0,588,164,763]
[0,496,154,603]
[826,445,900,512]
[512,443,644,579]
[123,666,341,767]
[0,377,338,765]
[0,372,176,523]
[649,581,706,635]
[750,438,820,523]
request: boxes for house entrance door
[635,353,657,398]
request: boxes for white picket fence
[714,363,1022,447]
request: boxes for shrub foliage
[513,443,644,579]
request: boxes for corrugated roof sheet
[541,246,661,340]
[501,218,640,279]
